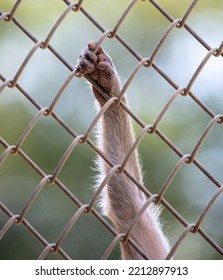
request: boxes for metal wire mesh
[0,0,223,259]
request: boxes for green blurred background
[0,0,223,260]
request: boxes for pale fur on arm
[75,42,170,259]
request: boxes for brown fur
[75,42,170,259]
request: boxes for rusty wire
[0,0,223,260]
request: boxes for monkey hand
[75,42,120,105]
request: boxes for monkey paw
[75,42,120,103]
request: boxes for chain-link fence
[0,0,223,260]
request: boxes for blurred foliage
[0,0,223,260]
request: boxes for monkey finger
[84,50,97,64]
[79,57,95,73]
[88,41,97,51]
[74,64,86,76]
